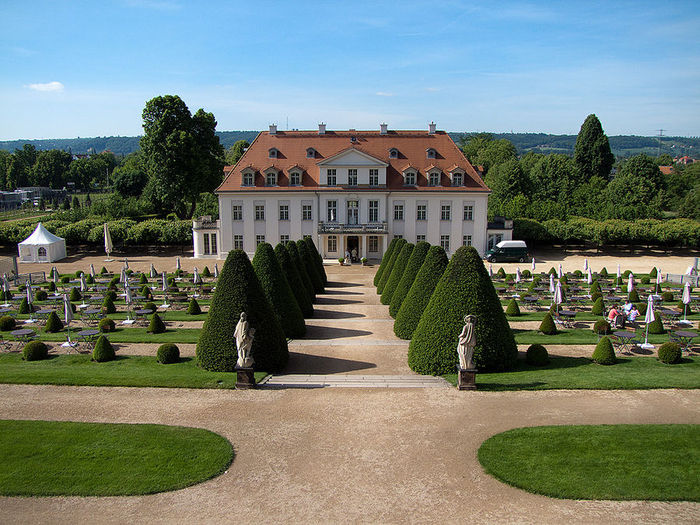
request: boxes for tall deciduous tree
[32,150,72,188]
[225,140,250,165]
[140,95,225,219]
[573,114,614,181]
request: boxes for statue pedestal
[457,368,477,391]
[235,367,256,389]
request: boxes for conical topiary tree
[600,267,609,278]
[148,313,166,334]
[377,239,406,294]
[253,242,306,338]
[389,241,430,318]
[505,299,520,317]
[196,250,288,372]
[275,243,313,318]
[287,241,315,303]
[187,298,202,315]
[381,242,414,305]
[590,280,601,294]
[628,288,640,302]
[201,266,211,278]
[647,317,666,335]
[408,246,518,373]
[394,245,448,339]
[592,336,616,365]
[649,267,658,279]
[591,297,605,316]
[539,313,557,335]
[44,311,64,333]
[297,240,324,294]
[93,335,115,362]
[102,296,116,314]
[69,287,81,301]
[304,236,327,286]
[374,238,399,287]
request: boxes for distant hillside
[1,131,697,158]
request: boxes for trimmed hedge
[677,301,693,315]
[593,319,611,335]
[592,336,616,365]
[92,336,115,362]
[35,289,48,301]
[408,246,517,373]
[196,250,288,372]
[44,311,64,333]
[381,242,414,305]
[157,343,180,364]
[187,298,202,315]
[374,238,399,287]
[389,241,430,318]
[526,344,549,366]
[297,240,324,294]
[0,315,16,331]
[253,242,305,338]
[98,317,115,333]
[505,299,521,317]
[539,313,557,335]
[658,342,682,364]
[304,236,328,286]
[148,313,166,334]
[661,291,674,302]
[394,245,448,340]
[287,241,315,303]
[275,243,313,318]
[23,341,49,361]
[377,239,406,294]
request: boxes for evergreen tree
[286,241,315,302]
[374,238,398,287]
[304,236,327,286]
[381,243,414,305]
[377,239,406,294]
[408,247,517,373]
[573,114,614,181]
[253,242,305,338]
[275,243,313,318]
[389,241,430,318]
[297,239,324,294]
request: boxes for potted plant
[361,257,368,266]
[338,257,344,266]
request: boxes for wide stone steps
[258,374,451,389]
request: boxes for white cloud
[27,81,64,92]
[375,91,394,97]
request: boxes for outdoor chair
[612,314,626,329]
[0,335,12,352]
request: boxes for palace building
[193,123,512,260]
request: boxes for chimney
[429,122,436,134]
[269,124,277,135]
[380,123,388,135]
[318,122,326,135]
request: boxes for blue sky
[1,0,699,140]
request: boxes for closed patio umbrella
[627,273,634,292]
[515,267,521,284]
[53,268,59,287]
[26,281,34,306]
[616,263,621,281]
[124,282,133,320]
[89,264,95,279]
[150,264,157,278]
[587,267,593,285]
[488,264,493,278]
[583,258,588,272]
[193,267,201,284]
[161,272,168,307]
[557,264,563,278]
[641,294,656,349]
[2,278,11,307]
[62,293,75,347]
[176,256,181,271]
[553,281,563,315]
[80,273,87,292]
[124,258,129,270]
[549,273,555,294]
[682,282,692,322]
[120,267,126,284]
[104,223,113,260]
[531,257,536,272]
[214,263,219,279]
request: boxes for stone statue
[457,314,477,370]
[235,312,255,368]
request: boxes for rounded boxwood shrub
[297,240,324,294]
[593,319,611,335]
[628,288,640,302]
[304,236,328,286]
[102,296,116,314]
[60,276,71,284]
[187,298,202,315]
[201,266,211,278]
[522,269,532,278]
[647,317,666,335]
[140,285,153,300]
[661,291,674,302]
[196,250,288,372]
[19,297,32,314]
[44,311,63,333]
[374,238,399,287]
[592,336,616,365]
[505,299,521,316]
[389,241,430,318]
[622,269,632,278]
[157,343,180,364]
[35,289,48,301]
[408,246,517,373]
[526,344,549,366]
[377,239,406,294]
[381,242,414,305]
[22,340,49,361]
[677,301,693,315]
[620,285,628,294]
[148,313,166,334]
[657,342,682,364]
[92,335,115,362]
[641,275,650,285]
[69,287,81,301]
[591,297,605,316]
[108,276,120,288]
[253,242,306,338]
[167,276,176,286]
[275,243,313,318]
[573,270,582,278]
[287,241,315,303]
[0,315,16,331]
[98,317,115,333]
[539,313,557,335]
[394,245,448,340]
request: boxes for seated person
[607,305,620,322]
[627,306,639,323]
[622,300,633,315]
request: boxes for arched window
[38,247,47,257]
[389,148,398,159]
[426,148,437,159]
[306,148,315,158]
[268,148,278,159]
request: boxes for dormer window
[403,170,417,186]
[389,148,398,159]
[427,148,437,159]
[306,148,315,158]
[289,170,301,186]
[451,171,463,186]
[242,170,254,186]
[265,170,278,186]
[428,170,441,186]
[268,148,278,159]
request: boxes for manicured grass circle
[0,419,233,496]
[478,424,700,501]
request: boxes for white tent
[17,223,66,263]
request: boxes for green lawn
[443,356,700,390]
[0,353,267,389]
[513,328,677,345]
[23,327,202,344]
[0,419,233,496]
[478,424,700,501]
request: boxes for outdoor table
[674,331,697,353]
[522,296,539,310]
[0,307,14,315]
[90,295,105,304]
[35,309,55,324]
[605,296,621,303]
[555,310,576,328]
[11,328,36,346]
[658,309,680,326]
[134,308,153,325]
[82,308,103,326]
[95,286,108,292]
[76,329,100,350]
[612,330,638,354]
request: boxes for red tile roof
[659,165,674,175]
[217,129,490,193]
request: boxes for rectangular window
[256,234,265,246]
[233,235,243,250]
[348,169,357,186]
[452,173,463,186]
[327,200,337,222]
[255,205,265,221]
[327,169,336,186]
[266,172,276,186]
[441,205,451,221]
[394,204,404,221]
[404,171,416,185]
[290,171,300,185]
[203,233,211,255]
[463,205,473,221]
[210,233,217,254]
[242,172,253,186]
[368,236,378,252]
[416,234,426,242]
[232,204,242,221]
[440,235,450,251]
[369,169,379,186]
[302,204,312,221]
[279,204,289,221]
[429,172,440,186]
[463,235,472,247]
[369,200,379,222]
[416,204,426,221]
[393,234,403,239]
[280,235,290,244]
[328,235,337,252]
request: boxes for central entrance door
[347,236,359,262]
